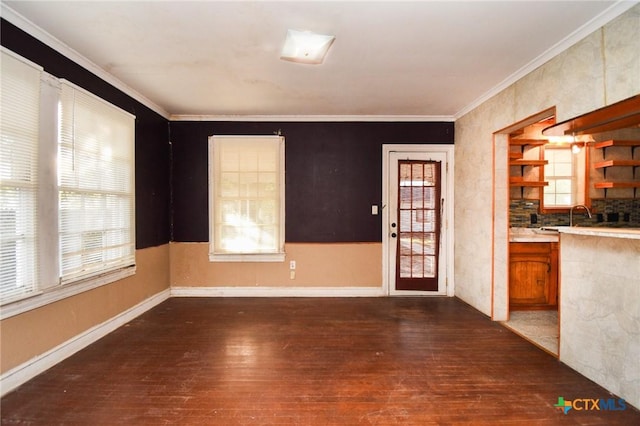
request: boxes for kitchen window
[208,135,285,262]
[542,144,586,210]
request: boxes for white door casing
[382,145,454,296]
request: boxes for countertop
[556,226,640,240]
[509,227,559,242]
[510,226,640,241]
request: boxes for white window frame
[58,79,136,284]
[208,135,285,262]
[0,49,42,304]
[542,143,586,210]
[0,48,136,320]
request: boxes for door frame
[491,108,555,320]
[382,144,455,296]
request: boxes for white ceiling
[1,1,633,120]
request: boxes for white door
[382,145,453,296]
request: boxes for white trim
[209,253,286,262]
[0,289,170,397]
[171,286,385,298]
[169,114,455,123]
[208,135,286,261]
[0,266,136,320]
[0,46,43,71]
[2,0,632,123]
[0,4,170,120]
[171,114,455,122]
[454,0,638,120]
[382,144,455,297]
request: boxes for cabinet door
[509,256,550,306]
[509,242,557,309]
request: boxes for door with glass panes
[387,151,447,294]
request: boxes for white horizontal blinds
[0,51,42,302]
[213,136,282,254]
[58,82,135,283]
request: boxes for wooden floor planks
[2,297,638,425]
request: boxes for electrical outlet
[289,260,296,270]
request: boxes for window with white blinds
[209,135,285,261]
[58,81,136,283]
[1,48,137,313]
[0,50,42,302]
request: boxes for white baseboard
[0,288,171,397]
[171,286,386,298]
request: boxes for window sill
[209,253,286,263]
[0,266,136,320]
[540,206,572,214]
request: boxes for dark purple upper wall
[170,121,453,242]
[1,19,171,249]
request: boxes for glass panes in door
[396,161,441,291]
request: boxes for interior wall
[454,5,640,316]
[0,245,170,375]
[170,242,382,290]
[169,121,453,291]
[170,121,454,243]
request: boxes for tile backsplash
[509,199,640,228]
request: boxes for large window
[208,135,285,262]
[58,81,135,283]
[0,50,41,303]
[0,49,135,312]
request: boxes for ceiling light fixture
[280,29,335,65]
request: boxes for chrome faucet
[570,204,592,227]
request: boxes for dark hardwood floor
[2,297,638,425]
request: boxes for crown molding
[0,4,171,120]
[3,1,635,123]
[454,0,639,120]
[170,114,454,122]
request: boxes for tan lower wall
[0,244,170,374]
[170,242,382,287]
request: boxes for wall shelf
[593,160,640,168]
[509,181,549,187]
[592,139,640,198]
[509,139,548,199]
[509,160,548,166]
[509,139,547,146]
[593,139,640,158]
[594,182,640,189]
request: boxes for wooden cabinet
[509,242,558,310]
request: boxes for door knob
[391,232,397,238]
[391,223,396,228]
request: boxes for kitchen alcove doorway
[492,107,559,357]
